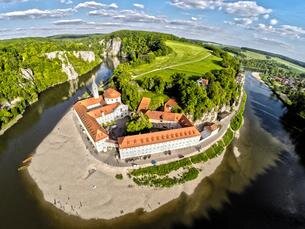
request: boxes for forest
[0,30,177,130]
[0,36,104,129]
[111,43,241,121]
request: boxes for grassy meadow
[242,50,305,72]
[132,40,223,81]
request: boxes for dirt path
[132,53,211,78]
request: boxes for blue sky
[1,0,305,61]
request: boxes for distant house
[164,98,178,112]
[73,88,129,152]
[217,111,230,121]
[197,78,209,87]
[200,123,220,139]
[137,97,151,113]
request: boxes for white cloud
[257,23,305,39]
[224,1,272,17]
[253,35,292,49]
[233,17,256,26]
[279,25,305,38]
[75,1,118,10]
[170,0,224,10]
[170,0,272,18]
[53,19,85,25]
[0,8,74,19]
[133,3,144,9]
[90,8,165,24]
[263,14,270,19]
[191,16,197,21]
[270,18,278,25]
[60,0,73,4]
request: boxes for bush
[115,174,123,180]
[223,129,234,146]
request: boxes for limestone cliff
[73,51,95,63]
[46,51,78,80]
[104,37,122,57]
[20,68,34,81]
[46,51,97,80]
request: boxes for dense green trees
[106,30,173,65]
[111,64,141,110]
[0,37,102,129]
[126,113,152,134]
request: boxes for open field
[242,50,305,72]
[132,40,222,81]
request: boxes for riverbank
[27,88,246,220]
[28,110,225,220]
[0,62,102,136]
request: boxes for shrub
[115,174,123,180]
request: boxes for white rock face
[46,51,78,80]
[105,37,122,57]
[20,68,34,80]
[73,51,95,63]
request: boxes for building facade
[73,88,128,152]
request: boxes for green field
[132,40,222,81]
[242,50,305,72]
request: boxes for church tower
[91,74,99,99]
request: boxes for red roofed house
[201,123,220,139]
[118,99,201,159]
[137,97,151,112]
[164,98,178,112]
[197,78,209,87]
[73,87,128,152]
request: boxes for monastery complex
[73,82,220,161]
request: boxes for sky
[0,0,305,61]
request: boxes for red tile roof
[164,99,178,112]
[103,88,121,99]
[206,123,219,131]
[79,96,104,109]
[118,126,200,149]
[73,102,108,142]
[145,110,182,122]
[137,97,151,112]
[87,103,120,118]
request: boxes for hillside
[132,40,222,81]
[0,31,179,132]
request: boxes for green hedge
[132,167,199,188]
[131,157,192,177]
[231,93,247,131]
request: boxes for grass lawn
[140,91,169,110]
[132,40,222,81]
[242,50,305,72]
[271,57,305,72]
[243,50,267,60]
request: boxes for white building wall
[96,104,128,124]
[119,135,200,159]
[105,97,121,105]
[86,104,101,110]
[73,109,108,152]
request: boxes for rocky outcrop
[104,37,122,57]
[73,51,95,63]
[46,51,78,80]
[20,68,34,80]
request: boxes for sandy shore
[28,110,224,220]
[251,72,264,83]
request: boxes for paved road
[132,53,212,78]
